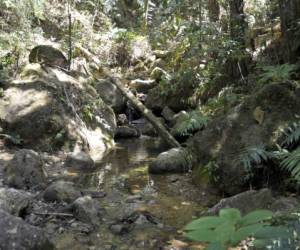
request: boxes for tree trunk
[76,45,181,148]
[229,0,246,47]
[279,0,300,62]
[208,0,220,22]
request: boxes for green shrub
[258,64,298,84]
[184,208,289,250]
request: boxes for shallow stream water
[55,136,217,250]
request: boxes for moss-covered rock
[189,82,300,195]
[0,64,116,160]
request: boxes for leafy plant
[280,121,300,148]
[184,208,289,250]
[280,148,300,183]
[172,110,210,137]
[237,144,275,172]
[258,64,298,84]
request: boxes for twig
[33,212,73,217]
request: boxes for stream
[52,136,218,250]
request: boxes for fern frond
[172,110,210,137]
[281,122,300,148]
[280,148,300,182]
[237,144,275,171]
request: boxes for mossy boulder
[0,64,116,160]
[29,45,68,69]
[189,82,300,195]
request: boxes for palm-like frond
[281,122,300,148]
[280,148,300,183]
[237,144,275,171]
[172,110,210,137]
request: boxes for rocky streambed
[0,136,220,250]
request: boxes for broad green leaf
[252,239,274,249]
[185,229,216,242]
[231,224,266,245]
[215,221,235,244]
[254,226,290,239]
[184,216,226,231]
[219,208,241,223]
[206,241,226,250]
[240,210,273,226]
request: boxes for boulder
[149,148,193,174]
[4,149,46,189]
[161,106,175,124]
[0,209,54,250]
[115,126,140,139]
[72,196,101,225]
[43,180,81,203]
[0,188,32,216]
[29,45,68,69]
[189,82,300,195]
[94,78,126,113]
[65,152,95,171]
[206,189,274,215]
[0,65,116,160]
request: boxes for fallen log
[76,45,181,148]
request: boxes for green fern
[258,64,298,84]
[172,110,210,137]
[237,144,275,172]
[280,148,300,183]
[280,121,300,148]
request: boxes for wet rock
[4,149,46,189]
[161,106,175,124]
[72,196,101,226]
[117,114,128,126]
[131,118,161,136]
[29,45,68,69]
[0,188,32,216]
[206,188,274,215]
[110,211,161,235]
[65,152,95,171]
[94,79,126,113]
[149,148,193,174]
[115,126,140,139]
[44,180,81,203]
[0,209,54,250]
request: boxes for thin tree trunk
[76,45,181,148]
[67,0,72,70]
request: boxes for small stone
[44,180,81,203]
[72,196,101,226]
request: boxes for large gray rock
[0,188,32,216]
[94,79,126,113]
[149,148,193,174]
[29,45,68,69]
[4,149,46,189]
[0,209,54,250]
[72,196,101,225]
[0,65,116,161]
[44,180,81,203]
[65,152,95,170]
[161,106,175,124]
[206,189,274,215]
